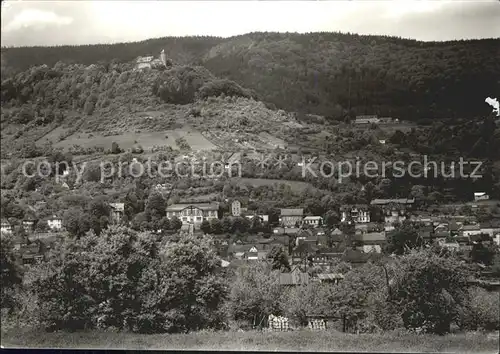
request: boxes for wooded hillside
[2,32,500,121]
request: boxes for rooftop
[167,202,219,212]
[462,224,481,231]
[353,232,386,243]
[370,198,415,206]
[316,273,344,281]
[280,208,304,216]
[304,216,322,220]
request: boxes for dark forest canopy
[2,32,500,121]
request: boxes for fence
[268,314,290,331]
[308,318,326,330]
[267,314,354,332]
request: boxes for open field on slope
[36,126,71,145]
[235,177,315,192]
[53,128,217,152]
[2,328,498,352]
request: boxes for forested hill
[2,32,500,121]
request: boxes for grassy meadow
[2,328,498,352]
[52,128,217,152]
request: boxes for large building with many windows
[166,202,219,225]
[340,205,370,223]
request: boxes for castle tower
[160,49,167,67]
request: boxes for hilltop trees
[3,34,499,125]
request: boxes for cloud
[0,1,499,47]
[2,8,73,32]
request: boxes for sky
[1,0,500,47]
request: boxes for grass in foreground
[2,328,499,352]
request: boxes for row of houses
[164,200,324,228]
[0,202,125,235]
[340,198,415,226]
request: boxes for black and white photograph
[1,0,499,351]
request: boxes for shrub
[111,141,121,154]
[197,79,252,100]
[83,94,98,115]
[227,262,282,328]
[26,228,228,333]
[0,234,23,313]
[131,144,144,154]
[458,286,500,331]
[388,249,471,334]
[175,137,191,150]
[152,66,211,104]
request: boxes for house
[22,217,36,234]
[494,233,500,246]
[227,243,269,260]
[371,199,414,225]
[309,250,344,270]
[135,56,155,70]
[449,221,460,235]
[418,230,432,243]
[470,234,493,245]
[18,240,46,265]
[461,224,482,237]
[155,183,172,193]
[314,273,344,285]
[166,202,219,225]
[47,215,63,231]
[354,115,379,125]
[298,233,319,248]
[340,205,370,223]
[434,231,450,243]
[245,214,269,223]
[474,192,489,201]
[480,220,500,236]
[379,139,386,144]
[434,223,449,232]
[231,200,242,217]
[455,235,472,251]
[353,232,386,253]
[1,219,12,234]
[109,203,125,224]
[280,209,304,227]
[273,227,300,236]
[329,228,344,247]
[303,216,323,228]
[296,228,315,246]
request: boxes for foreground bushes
[23,227,228,333]
[3,234,499,335]
[459,286,500,331]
